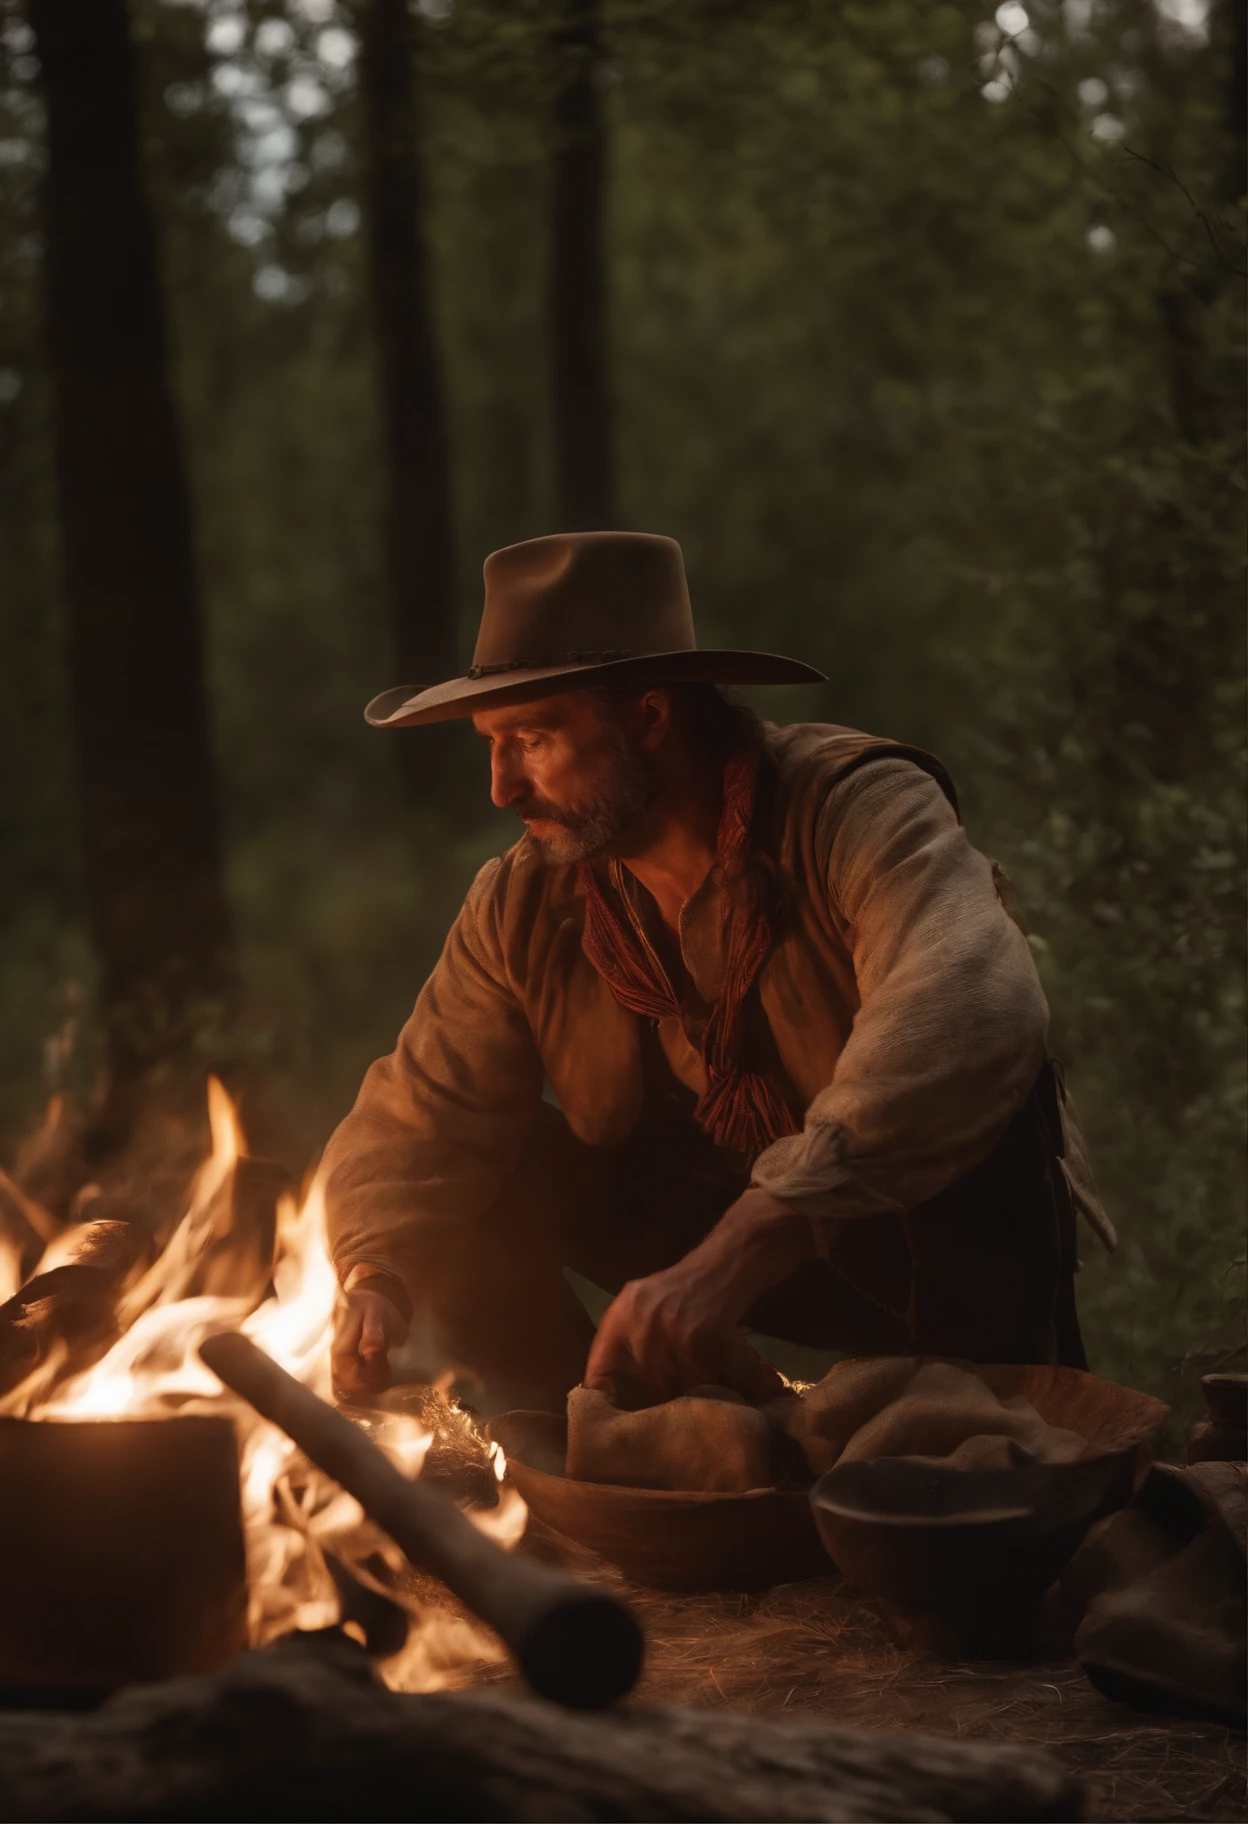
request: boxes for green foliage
[0,0,1241,1410]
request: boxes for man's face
[473,691,654,864]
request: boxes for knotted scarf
[577,746,799,1159]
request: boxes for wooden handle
[198,1331,643,1708]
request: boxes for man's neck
[607,748,723,932]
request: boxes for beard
[518,723,652,864]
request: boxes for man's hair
[583,680,761,758]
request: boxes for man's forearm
[681,1186,818,1321]
[583,1186,812,1398]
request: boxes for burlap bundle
[567,1384,775,1493]
[1061,1460,1247,1726]
[568,1356,1086,1495]
[830,1361,1084,1469]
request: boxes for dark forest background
[0,0,1243,1409]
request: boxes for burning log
[199,1331,644,1709]
[0,1220,140,1396]
[0,1629,1083,1821]
[0,1413,247,1701]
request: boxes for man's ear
[634,688,673,753]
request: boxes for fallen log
[199,1331,644,1709]
[0,1630,1083,1823]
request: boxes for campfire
[0,1092,1185,1824]
[0,1081,527,1698]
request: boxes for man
[327,531,1109,1410]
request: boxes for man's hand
[584,1186,814,1403]
[332,1287,407,1399]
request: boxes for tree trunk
[357,0,458,789]
[1221,0,1245,204]
[548,0,613,532]
[28,0,233,1137]
[473,159,543,554]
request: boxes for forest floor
[473,1521,1247,1824]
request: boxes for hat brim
[366,649,827,728]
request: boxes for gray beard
[521,729,651,865]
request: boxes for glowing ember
[0,1079,527,1691]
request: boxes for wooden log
[0,1414,247,1700]
[0,1221,140,1394]
[0,1630,1082,1822]
[199,1331,644,1709]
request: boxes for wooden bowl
[489,1410,831,1592]
[809,1362,1168,1654]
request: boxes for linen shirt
[324,722,1111,1298]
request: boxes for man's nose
[490,748,526,810]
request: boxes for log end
[519,1589,644,1709]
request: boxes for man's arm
[750,757,1048,1222]
[587,758,1048,1397]
[325,857,544,1393]
[584,1185,804,1400]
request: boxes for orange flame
[4,1079,525,1690]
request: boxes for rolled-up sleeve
[323,858,544,1292]
[751,759,1049,1224]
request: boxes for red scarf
[577,747,798,1159]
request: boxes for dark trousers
[398,1068,1086,1413]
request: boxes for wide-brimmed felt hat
[365,531,825,728]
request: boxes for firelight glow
[1,1078,526,1691]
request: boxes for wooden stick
[198,1331,643,1708]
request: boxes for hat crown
[474,532,696,669]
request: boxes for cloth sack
[566,1383,775,1493]
[768,1359,1085,1479]
[566,1357,1085,1494]
[837,1361,1085,1467]
[1061,1460,1247,1726]
[761,1357,918,1477]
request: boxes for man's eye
[518,737,543,753]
